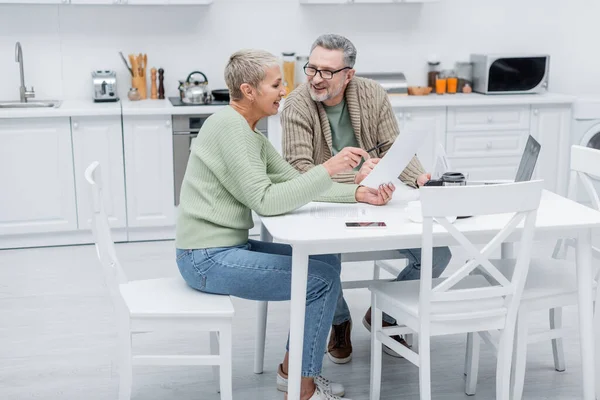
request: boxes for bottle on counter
[427,55,441,92]
[282,52,296,97]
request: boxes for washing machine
[570,97,600,203]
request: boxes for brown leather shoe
[327,320,352,364]
[363,307,410,358]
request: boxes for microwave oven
[470,54,550,94]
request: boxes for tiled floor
[0,238,591,399]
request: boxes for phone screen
[345,222,387,228]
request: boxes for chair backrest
[418,180,543,325]
[85,162,128,304]
[553,146,600,281]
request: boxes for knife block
[132,76,147,100]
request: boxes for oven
[172,113,268,206]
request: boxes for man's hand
[416,173,431,187]
[355,183,395,206]
[354,158,381,184]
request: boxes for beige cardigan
[281,77,425,187]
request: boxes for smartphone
[345,222,387,228]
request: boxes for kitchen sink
[0,100,61,109]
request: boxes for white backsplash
[0,0,597,102]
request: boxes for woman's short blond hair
[225,49,280,101]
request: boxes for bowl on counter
[408,86,433,96]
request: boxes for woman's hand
[355,183,395,206]
[323,147,370,177]
[354,158,381,184]
[416,173,431,187]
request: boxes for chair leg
[549,307,566,372]
[219,328,233,400]
[369,293,383,400]
[418,333,432,400]
[496,322,516,400]
[373,261,381,280]
[210,332,220,393]
[465,332,480,396]
[254,301,268,374]
[512,312,530,400]
[118,329,133,400]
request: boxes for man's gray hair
[225,49,280,101]
[310,34,357,68]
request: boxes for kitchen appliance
[470,54,550,94]
[178,71,212,105]
[92,70,119,102]
[172,114,268,206]
[356,72,408,95]
[570,97,600,203]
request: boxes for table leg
[288,247,309,400]
[254,224,274,374]
[576,229,595,400]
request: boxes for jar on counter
[455,61,473,93]
[436,70,447,95]
[427,55,441,92]
[282,52,296,97]
[295,55,309,88]
[445,70,458,94]
[127,87,141,101]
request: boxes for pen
[365,141,389,154]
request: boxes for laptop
[468,134,541,185]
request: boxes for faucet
[15,42,35,102]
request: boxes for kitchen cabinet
[123,115,175,240]
[71,116,127,237]
[300,0,439,3]
[1,0,62,3]
[395,107,446,172]
[530,105,571,195]
[0,118,77,236]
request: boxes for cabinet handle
[73,122,79,129]
[406,113,412,120]
[533,109,539,115]
[486,142,492,150]
[165,120,171,127]
[487,116,493,123]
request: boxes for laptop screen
[515,135,541,182]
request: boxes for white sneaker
[276,364,345,397]
[307,386,350,400]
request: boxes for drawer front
[447,156,521,182]
[447,130,528,157]
[448,106,530,131]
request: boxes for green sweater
[176,106,359,249]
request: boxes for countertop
[0,92,578,119]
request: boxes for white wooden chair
[85,161,235,400]
[465,145,600,400]
[368,180,544,400]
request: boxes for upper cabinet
[300,0,439,4]
[0,0,211,4]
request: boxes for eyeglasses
[303,63,351,80]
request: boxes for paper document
[361,130,428,190]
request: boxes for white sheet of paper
[361,130,428,190]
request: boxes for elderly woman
[175,49,395,400]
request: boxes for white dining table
[259,190,600,400]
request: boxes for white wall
[0,0,597,102]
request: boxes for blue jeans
[332,246,453,326]
[176,239,342,377]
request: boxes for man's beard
[309,81,344,103]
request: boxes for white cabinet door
[123,115,175,230]
[395,107,446,173]
[0,118,77,235]
[530,105,571,195]
[71,116,127,230]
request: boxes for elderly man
[281,34,452,364]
